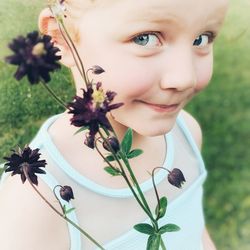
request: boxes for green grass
[185,1,250,249]
[0,1,250,249]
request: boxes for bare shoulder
[179,109,203,150]
[0,175,70,250]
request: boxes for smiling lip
[137,101,180,113]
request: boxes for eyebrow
[122,14,186,34]
[126,2,227,24]
[205,17,225,27]
[125,11,179,25]
[124,14,225,36]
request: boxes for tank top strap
[0,167,81,250]
[38,167,82,250]
[33,114,175,198]
[0,149,81,249]
[176,113,206,173]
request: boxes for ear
[38,8,78,68]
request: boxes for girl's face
[72,0,228,137]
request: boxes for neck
[106,113,148,149]
[48,110,167,188]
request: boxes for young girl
[0,0,228,249]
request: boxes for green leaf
[155,196,168,219]
[74,126,88,135]
[105,154,121,162]
[158,224,180,234]
[65,207,76,215]
[134,223,155,235]
[104,166,121,176]
[146,234,161,250]
[105,155,115,162]
[127,149,143,159]
[121,128,133,155]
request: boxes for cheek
[194,54,213,93]
[77,29,156,100]
[97,57,157,101]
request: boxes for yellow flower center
[92,89,105,106]
[32,43,46,56]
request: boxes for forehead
[82,0,228,29]
[128,0,227,22]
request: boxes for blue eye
[133,33,160,47]
[193,33,215,47]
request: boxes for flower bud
[167,168,186,188]
[59,185,74,202]
[91,65,105,75]
[84,133,95,149]
[103,136,120,153]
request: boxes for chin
[133,122,176,137]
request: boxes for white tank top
[1,113,207,250]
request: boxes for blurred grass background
[0,0,249,249]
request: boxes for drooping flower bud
[91,65,105,75]
[167,168,186,188]
[103,136,120,153]
[59,185,74,202]
[84,133,95,149]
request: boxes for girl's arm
[202,228,217,250]
[0,175,70,250]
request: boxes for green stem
[100,127,151,213]
[152,167,162,221]
[120,169,156,222]
[98,129,157,227]
[101,123,117,139]
[23,166,105,250]
[58,22,86,83]
[41,82,67,109]
[97,130,154,220]
[60,22,89,87]
[95,137,154,220]
[53,184,66,214]
[119,152,153,217]
[94,138,121,174]
[64,217,105,250]
[95,137,147,214]
[48,5,87,86]
[160,238,167,250]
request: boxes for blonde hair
[62,0,112,19]
[63,0,120,18]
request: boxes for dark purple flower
[3,146,46,185]
[67,82,123,149]
[103,136,120,153]
[5,31,61,84]
[168,168,186,188]
[59,185,74,202]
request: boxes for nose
[159,45,197,91]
